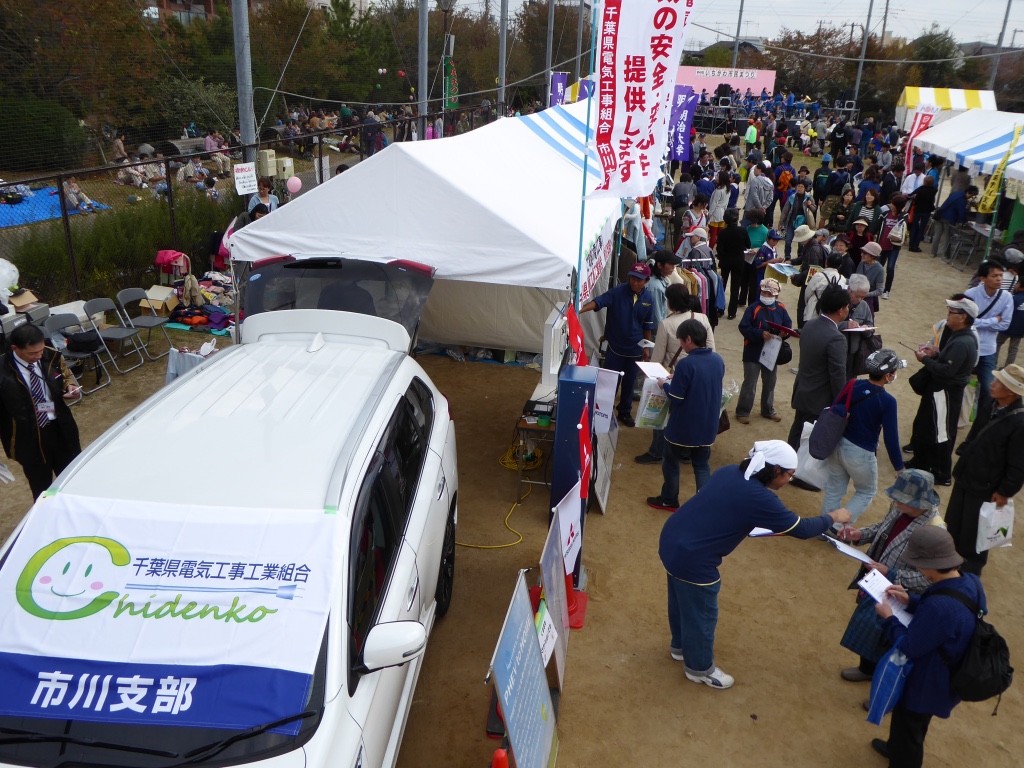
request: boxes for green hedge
[10,189,239,305]
[0,96,89,172]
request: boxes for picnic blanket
[0,187,110,229]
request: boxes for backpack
[813,169,831,197]
[933,580,1013,713]
[827,170,849,198]
[776,168,793,197]
[888,216,907,246]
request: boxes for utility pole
[732,0,745,69]
[848,23,856,46]
[498,0,508,111]
[853,0,875,105]
[1012,28,1024,49]
[545,0,556,106]
[231,0,255,164]
[880,0,890,49]
[575,0,585,84]
[989,0,1014,90]
[418,0,428,139]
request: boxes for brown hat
[902,527,963,570]
[861,241,882,258]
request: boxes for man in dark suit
[787,285,852,479]
[0,323,81,500]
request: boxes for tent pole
[985,174,1006,261]
[573,0,600,310]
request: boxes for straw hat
[793,224,816,244]
[993,364,1024,397]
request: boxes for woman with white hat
[659,440,851,690]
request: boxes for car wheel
[435,507,456,617]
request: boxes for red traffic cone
[566,572,588,629]
[491,748,509,768]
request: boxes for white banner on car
[0,495,336,733]
[589,0,698,199]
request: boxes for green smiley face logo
[16,537,130,620]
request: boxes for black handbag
[808,380,855,460]
[777,340,793,366]
[66,330,103,353]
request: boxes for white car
[0,256,457,768]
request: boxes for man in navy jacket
[931,185,978,261]
[648,319,724,509]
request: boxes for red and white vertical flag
[903,104,942,164]
[566,303,589,366]
[578,395,592,500]
[589,0,698,199]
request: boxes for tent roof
[230,101,621,293]
[917,109,1019,160]
[896,87,997,111]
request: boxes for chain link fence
[0,107,497,309]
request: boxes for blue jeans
[603,348,639,417]
[975,352,997,418]
[661,442,712,502]
[821,437,879,524]
[645,428,665,460]
[667,574,720,676]
[881,246,900,292]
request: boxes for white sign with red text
[589,0,698,199]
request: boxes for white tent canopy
[913,109,1006,157]
[894,87,997,131]
[230,101,621,351]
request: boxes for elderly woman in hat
[834,469,941,684]
[659,440,850,689]
[854,240,885,312]
[868,526,985,768]
[736,278,792,423]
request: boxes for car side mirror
[362,621,427,672]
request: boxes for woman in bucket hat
[833,469,943,684]
[868,526,985,768]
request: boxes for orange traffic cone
[566,572,588,629]
[491,748,509,768]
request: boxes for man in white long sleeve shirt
[901,163,925,196]
[965,261,1015,416]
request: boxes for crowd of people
[586,109,1024,767]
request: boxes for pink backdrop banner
[676,66,776,97]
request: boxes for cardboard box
[50,300,104,327]
[8,290,38,311]
[140,285,180,316]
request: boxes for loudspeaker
[717,83,732,99]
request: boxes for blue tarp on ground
[0,187,111,229]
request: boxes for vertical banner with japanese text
[978,125,1022,215]
[903,104,941,166]
[549,72,569,107]
[668,85,697,162]
[444,58,460,110]
[590,0,698,199]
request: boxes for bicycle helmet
[865,349,906,377]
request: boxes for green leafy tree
[761,26,854,102]
[909,25,961,87]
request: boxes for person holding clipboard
[735,278,792,424]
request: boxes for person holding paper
[735,278,791,425]
[646,319,724,507]
[834,470,941,684]
[820,349,905,524]
[868,527,984,768]
[659,440,850,690]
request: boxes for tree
[761,26,854,102]
[909,25,961,87]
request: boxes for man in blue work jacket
[581,262,655,427]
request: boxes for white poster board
[233,162,258,195]
[594,418,619,514]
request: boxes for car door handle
[435,474,446,500]
[406,574,420,612]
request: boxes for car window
[348,467,399,690]
[379,384,433,534]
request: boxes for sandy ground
[2,253,1022,768]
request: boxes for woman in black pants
[716,208,752,320]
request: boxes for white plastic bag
[976,499,1014,553]
[794,421,830,490]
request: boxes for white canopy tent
[894,87,997,131]
[230,101,622,351]
[913,109,1006,157]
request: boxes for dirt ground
[2,253,1022,767]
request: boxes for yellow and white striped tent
[895,87,997,130]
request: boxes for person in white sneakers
[658,440,851,689]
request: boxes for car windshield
[0,630,328,768]
[242,257,434,339]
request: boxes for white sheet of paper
[858,568,913,627]
[748,527,781,537]
[759,336,782,370]
[535,600,558,666]
[825,536,876,565]
[843,326,877,332]
[636,361,670,379]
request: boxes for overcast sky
[683,0,1024,50]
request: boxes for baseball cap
[689,227,708,241]
[766,229,783,241]
[822,153,832,163]
[865,349,906,376]
[652,249,682,265]
[760,277,782,296]
[945,297,979,318]
[628,263,652,280]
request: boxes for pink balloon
[286,176,302,194]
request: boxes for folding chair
[116,288,172,361]
[44,314,111,395]
[82,298,144,374]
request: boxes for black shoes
[871,739,890,758]
[902,444,914,454]
[618,414,636,427]
[634,453,660,465]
